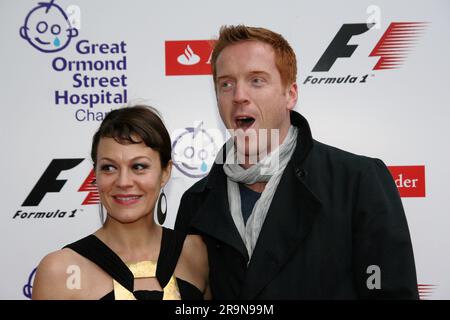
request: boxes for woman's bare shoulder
[32,248,85,299]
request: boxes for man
[175,25,418,299]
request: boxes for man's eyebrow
[216,71,270,80]
[216,74,233,81]
[248,70,270,77]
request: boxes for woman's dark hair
[91,105,172,169]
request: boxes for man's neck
[239,124,291,169]
[238,124,293,192]
[243,181,266,193]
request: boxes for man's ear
[286,82,298,110]
[161,160,173,188]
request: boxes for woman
[32,105,211,300]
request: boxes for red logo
[418,284,437,300]
[165,40,215,76]
[370,22,428,70]
[78,169,100,205]
[388,165,426,197]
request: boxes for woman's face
[95,136,171,224]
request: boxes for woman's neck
[94,216,162,262]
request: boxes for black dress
[64,227,203,300]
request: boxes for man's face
[215,41,297,162]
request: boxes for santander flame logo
[177,45,200,65]
[165,40,214,76]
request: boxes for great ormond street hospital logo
[20,0,78,53]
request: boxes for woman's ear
[161,160,173,188]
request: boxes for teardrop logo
[19,0,79,53]
[172,123,219,178]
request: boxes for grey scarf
[222,126,298,259]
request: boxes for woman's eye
[100,164,115,172]
[133,163,149,171]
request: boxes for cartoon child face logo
[23,267,37,299]
[172,123,219,178]
[20,0,78,53]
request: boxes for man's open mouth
[235,116,255,130]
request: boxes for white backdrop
[1,0,449,299]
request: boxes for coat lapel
[190,166,249,260]
[239,162,321,299]
[189,111,320,299]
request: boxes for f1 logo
[22,159,84,206]
[312,22,427,72]
[313,23,373,72]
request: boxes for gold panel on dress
[112,260,181,300]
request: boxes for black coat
[175,111,419,299]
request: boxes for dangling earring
[157,189,167,225]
